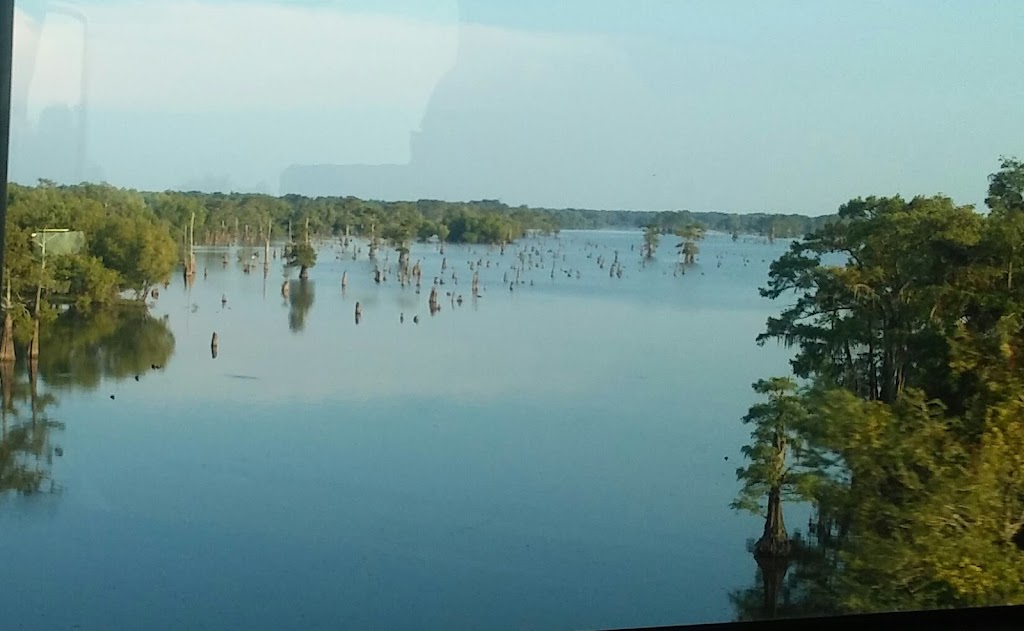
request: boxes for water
[0,230,796,630]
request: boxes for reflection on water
[730,526,843,621]
[0,361,63,497]
[0,230,809,629]
[287,279,315,333]
[37,307,175,390]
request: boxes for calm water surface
[0,230,797,630]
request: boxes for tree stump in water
[342,271,348,289]
[281,281,290,298]
[428,286,440,315]
[0,312,15,363]
[28,320,40,360]
[211,332,219,359]
[753,488,792,558]
[355,302,362,324]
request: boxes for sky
[8,0,1024,214]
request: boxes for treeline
[144,193,559,248]
[540,207,834,237]
[0,179,839,356]
[731,157,1024,615]
[145,190,832,248]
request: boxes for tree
[741,160,1024,616]
[758,195,981,405]
[89,214,177,299]
[675,224,706,265]
[48,255,120,314]
[983,157,1024,291]
[641,225,659,261]
[285,243,317,280]
[734,378,822,558]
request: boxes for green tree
[285,243,317,280]
[675,224,706,265]
[741,160,1024,617]
[641,224,659,261]
[758,195,981,405]
[89,214,177,299]
[734,378,822,558]
[48,254,120,314]
[984,157,1024,291]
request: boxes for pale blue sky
[9,0,1024,214]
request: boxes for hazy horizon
[8,0,1023,214]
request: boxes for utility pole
[29,229,70,359]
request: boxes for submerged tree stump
[0,312,14,363]
[428,286,440,315]
[753,488,792,558]
[28,320,40,360]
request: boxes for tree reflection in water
[0,360,63,496]
[37,306,175,389]
[730,516,844,621]
[0,307,175,498]
[287,279,315,333]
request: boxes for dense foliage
[732,157,1024,617]
[3,182,177,344]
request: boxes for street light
[31,228,71,264]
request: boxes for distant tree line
[0,180,839,360]
[144,193,560,249]
[539,208,834,237]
